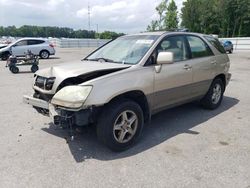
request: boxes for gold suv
[24,32,231,151]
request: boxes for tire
[229,49,233,54]
[97,99,144,152]
[31,65,39,73]
[11,66,19,74]
[9,66,13,72]
[201,78,224,110]
[39,50,50,59]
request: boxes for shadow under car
[42,96,239,162]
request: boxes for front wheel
[97,99,144,151]
[201,78,224,110]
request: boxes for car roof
[16,38,47,42]
[126,31,206,37]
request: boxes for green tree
[165,0,178,29]
[99,31,124,39]
[146,20,158,31]
[181,0,250,37]
[181,0,202,32]
[147,0,168,31]
[0,25,124,39]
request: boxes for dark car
[221,40,233,53]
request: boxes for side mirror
[157,52,174,65]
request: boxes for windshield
[86,35,159,65]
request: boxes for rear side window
[187,36,214,58]
[28,40,45,45]
[204,36,226,54]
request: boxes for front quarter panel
[81,66,154,107]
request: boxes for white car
[0,38,56,60]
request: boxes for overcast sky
[0,0,184,33]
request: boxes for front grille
[35,76,55,90]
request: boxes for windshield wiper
[86,57,131,65]
[87,57,115,63]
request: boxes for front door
[11,40,28,56]
[152,35,193,112]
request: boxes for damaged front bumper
[23,95,49,109]
[23,95,98,127]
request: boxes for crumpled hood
[0,45,10,52]
[36,60,130,79]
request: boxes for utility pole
[88,3,91,32]
[96,24,99,47]
[96,24,99,38]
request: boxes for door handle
[183,64,192,70]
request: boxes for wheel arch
[40,49,50,54]
[107,90,151,123]
[214,73,226,91]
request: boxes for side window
[16,40,28,46]
[157,36,189,62]
[204,36,226,54]
[28,40,44,45]
[187,36,214,58]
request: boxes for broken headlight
[35,76,55,90]
[51,86,92,109]
[45,77,56,90]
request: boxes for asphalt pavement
[0,48,249,188]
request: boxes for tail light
[49,44,54,48]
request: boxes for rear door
[27,40,45,55]
[152,35,193,111]
[185,35,215,97]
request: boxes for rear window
[204,36,226,54]
[28,40,45,45]
[187,36,214,58]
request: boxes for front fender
[82,66,154,106]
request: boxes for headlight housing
[45,77,56,90]
[51,86,92,109]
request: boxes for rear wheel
[39,50,50,59]
[201,78,224,109]
[97,99,144,151]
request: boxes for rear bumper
[49,48,56,55]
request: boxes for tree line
[0,25,124,39]
[147,0,250,37]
